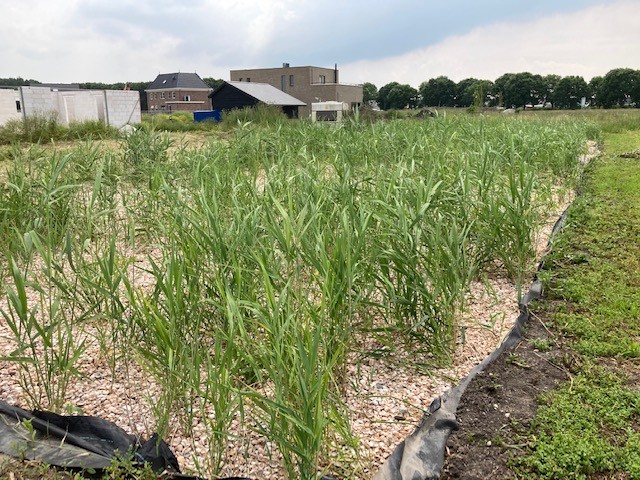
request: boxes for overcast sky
[2,0,639,87]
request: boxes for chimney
[283,63,290,68]
[334,63,338,83]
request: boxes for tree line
[365,68,640,110]
[0,77,225,112]
[3,68,639,112]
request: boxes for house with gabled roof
[145,72,212,112]
[209,81,306,118]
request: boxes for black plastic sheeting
[0,400,249,479]
[372,208,571,480]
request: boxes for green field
[0,110,633,479]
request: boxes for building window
[172,92,176,99]
[239,78,243,81]
[184,95,191,101]
[160,92,165,99]
[319,75,326,84]
[16,100,21,112]
[246,77,250,82]
[289,75,294,87]
[281,75,286,92]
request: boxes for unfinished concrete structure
[229,64,363,118]
[0,89,22,125]
[0,86,141,128]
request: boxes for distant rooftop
[212,81,306,106]
[31,83,80,91]
[147,73,209,90]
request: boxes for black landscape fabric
[0,399,180,473]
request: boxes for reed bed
[0,114,593,479]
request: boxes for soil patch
[441,308,574,480]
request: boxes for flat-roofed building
[230,64,362,118]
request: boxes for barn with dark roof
[209,81,306,118]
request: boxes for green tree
[474,80,495,107]
[502,72,545,108]
[202,77,225,90]
[362,82,378,105]
[387,84,418,109]
[599,68,640,108]
[0,77,40,86]
[377,82,400,110]
[455,78,479,107]
[588,76,604,107]
[492,73,516,107]
[419,76,456,107]
[551,76,588,109]
[541,74,562,102]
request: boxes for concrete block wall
[0,89,22,125]
[57,91,107,125]
[13,87,141,128]
[105,90,141,127]
[20,86,58,118]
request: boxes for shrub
[142,111,219,132]
[221,104,288,129]
[0,115,120,145]
[66,120,119,140]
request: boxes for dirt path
[441,310,573,479]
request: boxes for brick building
[229,64,362,118]
[146,72,212,112]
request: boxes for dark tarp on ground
[0,399,182,474]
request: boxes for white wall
[0,89,22,125]
[57,90,107,125]
[8,87,142,128]
[105,90,141,127]
[20,86,58,119]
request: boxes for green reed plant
[1,231,87,411]
[0,115,118,145]
[196,281,246,476]
[221,104,288,130]
[241,259,349,480]
[128,248,207,437]
[72,238,130,381]
[66,120,119,141]
[120,124,172,168]
[0,112,594,478]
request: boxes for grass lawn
[516,127,640,479]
